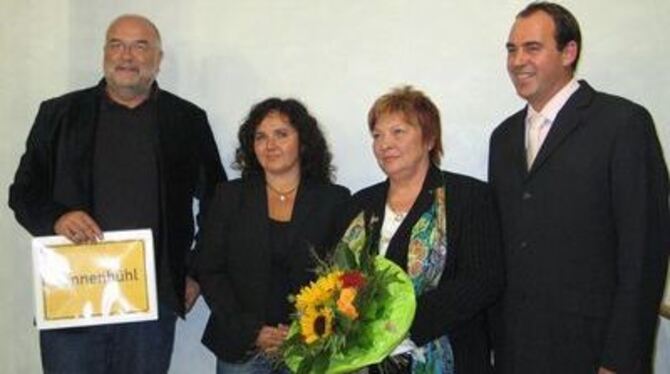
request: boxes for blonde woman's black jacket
[346,165,504,373]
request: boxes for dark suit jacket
[348,165,503,373]
[196,176,350,361]
[8,80,226,316]
[488,81,670,373]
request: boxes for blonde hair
[368,85,443,165]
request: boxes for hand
[255,324,289,355]
[598,367,616,374]
[54,210,103,244]
[184,276,200,313]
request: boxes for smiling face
[506,11,577,111]
[103,16,163,104]
[372,111,432,181]
[253,111,301,178]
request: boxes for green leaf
[333,244,356,270]
[312,352,330,373]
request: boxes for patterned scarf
[341,185,454,373]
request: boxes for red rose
[340,271,366,289]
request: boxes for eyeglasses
[105,40,154,55]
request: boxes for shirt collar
[526,78,580,124]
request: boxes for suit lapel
[286,181,316,249]
[361,180,388,258]
[237,178,271,311]
[53,85,100,208]
[509,110,529,180]
[527,81,595,177]
[245,178,271,263]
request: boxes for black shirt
[265,218,292,325]
[93,93,175,308]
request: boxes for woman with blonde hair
[343,86,503,373]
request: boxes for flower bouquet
[281,213,416,373]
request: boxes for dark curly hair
[233,98,335,183]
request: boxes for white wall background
[1,0,668,373]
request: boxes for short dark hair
[234,98,335,183]
[368,86,443,165]
[518,1,582,71]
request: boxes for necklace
[392,210,407,222]
[386,204,407,223]
[266,182,299,202]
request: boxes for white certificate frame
[31,229,158,330]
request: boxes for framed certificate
[31,229,158,329]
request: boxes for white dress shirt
[525,79,580,168]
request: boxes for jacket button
[520,241,528,249]
[522,191,532,200]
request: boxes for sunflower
[295,271,342,312]
[300,307,334,344]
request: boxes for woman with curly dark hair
[196,98,350,373]
[234,98,335,183]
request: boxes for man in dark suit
[488,2,669,373]
[8,14,226,373]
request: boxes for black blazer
[196,176,350,361]
[348,165,503,373]
[8,80,226,315]
[489,81,670,373]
